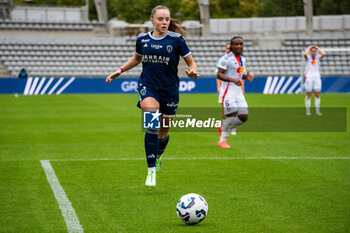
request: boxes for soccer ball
[176,193,208,225]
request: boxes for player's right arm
[303,45,313,59]
[106,54,142,83]
[216,78,222,94]
[217,68,241,86]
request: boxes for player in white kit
[216,43,231,95]
[216,43,245,136]
[216,36,254,148]
[303,45,326,116]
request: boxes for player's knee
[306,92,312,98]
[159,131,168,139]
[238,114,248,122]
[226,112,236,117]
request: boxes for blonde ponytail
[169,18,187,37]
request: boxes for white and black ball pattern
[176,193,208,225]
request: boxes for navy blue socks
[158,134,169,157]
[144,132,159,167]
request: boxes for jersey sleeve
[135,36,142,57]
[215,57,223,72]
[217,56,228,70]
[178,36,191,58]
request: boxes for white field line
[40,160,84,233]
[48,156,350,162]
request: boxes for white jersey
[305,54,321,76]
[218,52,247,102]
[216,54,226,103]
[215,54,226,73]
[304,54,322,91]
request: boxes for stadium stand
[0,6,109,37]
[0,6,349,79]
[210,15,350,39]
[0,18,105,31]
[1,36,349,78]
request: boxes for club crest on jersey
[237,67,244,73]
[167,45,173,53]
[140,86,146,96]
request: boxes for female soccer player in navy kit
[106,5,199,187]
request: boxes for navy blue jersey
[135,31,191,90]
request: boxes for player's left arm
[184,55,199,79]
[179,35,199,79]
[216,78,222,94]
[242,71,254,82]
[315,46,326,58]
[241,58,254,82]
[241,79,245,94]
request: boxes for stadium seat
[1,36,349,77]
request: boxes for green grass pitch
[0,93,349,232]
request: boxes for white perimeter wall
[11,6,86,22]
[210,15,350,39]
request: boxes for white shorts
[305,73,321,92]
[222,94,248,115]
[218,95,223,104]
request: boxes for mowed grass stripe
[48,156,350,162]
[0,93,349,232]
[50,158,350,233]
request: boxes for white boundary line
[40,160,84,233]
[48,156,350,162]
[39,155,349,231]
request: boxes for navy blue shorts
[137,82,179,115]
